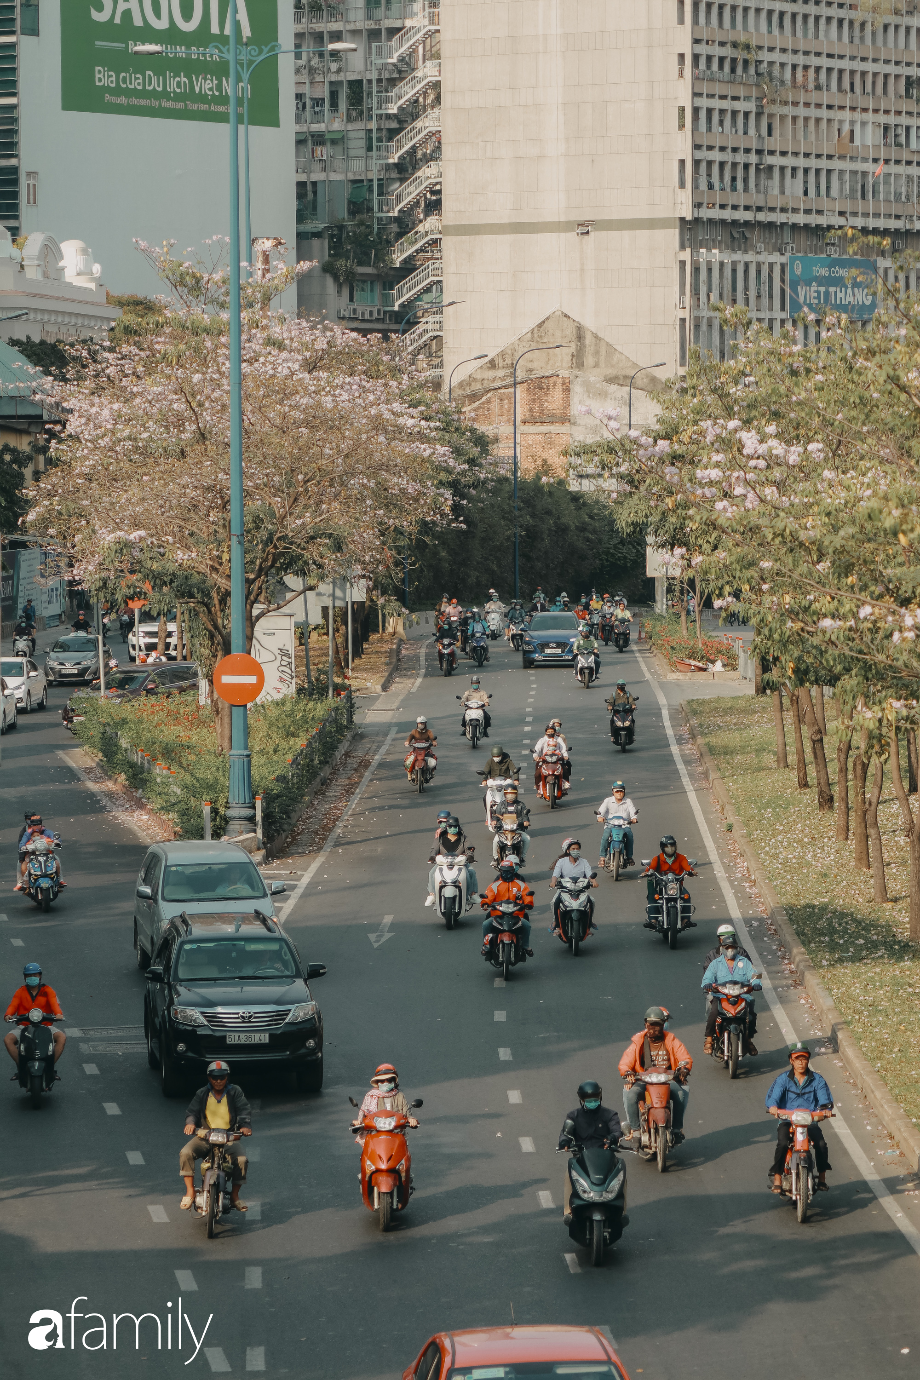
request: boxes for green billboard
[61,0,279,127]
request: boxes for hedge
[642,613,739,670]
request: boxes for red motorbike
[404,742,437,792]
[776,1108,834,1223]
[710,980,757,1078]
[627,1066,689,1173]
[482,898,529,979]
[349,1096,423,1231]
[436,634,458,676]
[535,750,566,809]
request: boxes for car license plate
[225,1032,269,1044]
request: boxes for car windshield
[162,860,267,902]
[175,938,297,981]
[528,613,579,631]
[0,660,25,677]
[52,637,97,652]
[104,671,151,692]
[448,1368,622,1380]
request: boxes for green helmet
[491,745,503,758]
[644,1006,668,1024]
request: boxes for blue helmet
[23,962,42,988]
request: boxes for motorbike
[492,812,526,873]
[24,837,62,912]
[508,620,525,652]
[12,634,33,657]
[629,1068,686,1173]
[486,609,503,640]
[776,1108,834,1223]
[557,1124,628,1266]
[190,1128,246,1237]
[437,636,458,676]
[710,981,757,1078]
[479,774,517,830]
[535,750,566,808]
[575,650,596,688]
[600,815,631,880]
[469,631,489,667]
[431,852,471,929]
[483,900,529,979]
[643,862,695,948]
[8,1009,63,1109]
[553,874,595,955]
[349,1095,423,1231]
[610,705,636,752]
[404,743,437,792]
[613,618,631,652]
[457,695,487,747]
[599,614,614,646]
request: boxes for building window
[21,0,39,36]
[0,44,16,97]
[353,280,377,305]
[679,317,687,367]
[678,106,685,131]
[678,158,686,188]
[678,0,685,22]
[26,172,36,206]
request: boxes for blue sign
[788,255,878,318]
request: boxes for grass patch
[643,613,739,669]
[689,693,920,1128]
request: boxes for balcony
[394,255,442,308]
[377,159,441,214]
[376,60,440,112]
[383,108,441,161]
[392,214,441,263]
[373,6,440,63]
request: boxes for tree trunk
[772,688,789,769]
[798,685,834,811]
[890,726,920,941]
[694,576,702,646]
[908,727,919,795]
[789,687,809,789]
[175,604,183,661]
[853,733,870,870]
[815,684,827,736]
[836,729,852,842]
[157,614,167,656]
[865,755,889,903]
[680,581,688,638]
[213,694,232,754]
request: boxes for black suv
[144,912,326,1095]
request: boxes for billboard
[788,255,878,319]
[61,0,279,127]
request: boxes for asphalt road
[2,625,919,1380]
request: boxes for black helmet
[577,1080,602,1104]
[446,816,461,834]
[660,835,677,857]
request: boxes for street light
[512,344,564,600]
[448,353,487,402]
[628,362,666,430]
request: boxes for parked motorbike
[642,861,696,948]
[7,1008,63,1109]
[349,1095,423,1231]
[613,618,631,651]
[710,981,757,1078]
[483,900,529,980]
[776,1108,834,1223]
[553,874,595,955]
[437,635,458,676]
[404,744,437,792]
[535,750,566,808]
[630,1068,687,1173]
[492,812,526,872]
[575,650,596,688]
[600,815,631,880]
[431,852,471,929]
[24,837,62,912]
[486,609,503,639]
[557,1123,628,1265]
[479,774,517,830]
[610,705,636,752]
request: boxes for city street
[2,627,919,1379]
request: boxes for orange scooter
[349,1096,423,1231]
[629,1066,689,1173]
[535,749,566,808]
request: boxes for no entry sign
[213,654,265,706]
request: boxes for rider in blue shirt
[765,1043,833,1193]
[702,943,761,1054]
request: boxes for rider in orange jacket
[640,835,698,929]
[618,1006,692,1142]
[480,862,534,956]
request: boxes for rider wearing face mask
[492,783,531,866]
[353,1065,419,1142]
[550,838,599,934]
[4,962,66,1067]
[532,724,569,792]
[480,861,535,956]
[557,1080,622,1224]
[459,676,492,737]
[641,836,698,929]
[426,817,477,907]
[701,940,762,1055]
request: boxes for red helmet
[371,1064,398,1086]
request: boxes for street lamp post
[512,344,564,600]
[448,353,487,402]
[399,300,460,337]
[628,361,666,431]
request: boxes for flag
[874,159,885,178]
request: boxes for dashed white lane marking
[494,977,506,988]
[538,1190,555,1209]
[632,644,920,1261]
[10,936,23,947]
[247,1201,262,1221]
[174,1270,198,1291]
[246,1347,266,1372]
[103,1102,121,1115]
[498,1048,512,1060]
[519,1137,536,1153]
[507,1090,522,1103]
[564,1253,581,1274]
[147,1205,169,1223]
[204,1347,232,1373]
[244,1267,262,1289]
[494,1010,506,1022]
[83,1063,100,1076]
[126,1151,145,1165]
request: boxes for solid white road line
[563,1253,581,1274]
[409,643,427,693]
[103,1102,121,1115]
[537,1190,555,1209]
[277,728,398,926]
[498,1048,512,1060]
[174,1270,198,1291]
[244,1267,262,1289]
[507,1090,522,1103]
[204,1347,232,1373]
[632,645,920,1260]
[246,1346,266,1372]
[125,1151,145,1165]
[519,1137,536,1152]
[147,1205,169,1223]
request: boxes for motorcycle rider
[618,1007,692,1144]
[491,782,530,866]
[702,939,762,1055]
[426,816,477,908]
[480,861,534,956]
[640,836,698,929]
[465,614,491,662]
[71,609,93,634]
[766,1043,833,1194]
[484,590,504,619]
[532,724,569,794]
[543,718,573,784]
[614,598,633,623]
[352,1064,419,1144]
[703,924,752,1015]
[4,963,66,1068]
[606,680,637,741]
[459,607,474,653]
[558,1080,622,1224]
[180,1060,252,1211]
[434,618,459,669]
[596,781,638,868]
[459,676,492,737]
[480,743,520,783]
[405,716,437,752]
[573,624,600,679]
[12,615,36,653]
[550,838,599,934]
[15,814,64,890]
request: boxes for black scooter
[642,861,697,949]
[613,618,631,651]
[558,1126,629,1266]
[9,1009,63,1108]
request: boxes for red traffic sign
[213,653,265,706]
[126,598,147,609]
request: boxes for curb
[682,703,920,1175]
[266,725,361,859]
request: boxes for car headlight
[171,1006,207,1026]
[285,1002,317,1023]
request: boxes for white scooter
[575,650,597,688]
[457,696,486,748]
[431,852,472,929]
[480,776,517,831]
[486,609,503,639]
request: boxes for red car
[403,1326,631,1380]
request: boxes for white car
[0,656,48,713]
[0,677,18,732]
[128,615,178,662]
